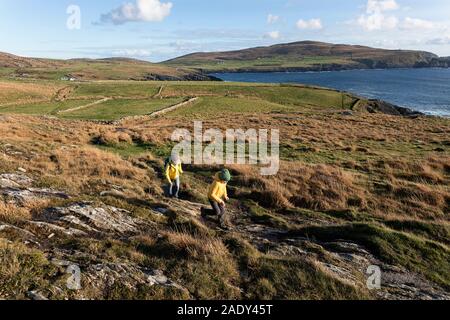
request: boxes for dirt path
[57,97,111,115]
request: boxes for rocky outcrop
[415,57,450,68]
[0,174,33,188]
[0,173,69,204]
[231,217,450,300]
[83,263,188,293]
[139,72,222,82]
[39,202,143,235]
[353,99,424,117]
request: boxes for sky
[1,0,450,62]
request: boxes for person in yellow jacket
[165,154,183,198]
[207,169,231,228]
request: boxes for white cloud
[426,36,450,45]
[100,0,173,25]
[112,49,151,57]
[357,13,398,31]
[357,0,399,31]
[296,19,323,30]
[265,31,281,40]
[401,17,435,30]
[267,14,279,24]
[366,0,399,13]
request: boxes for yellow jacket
[208,173,228,203]
[165,163,183,183]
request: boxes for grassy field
[0,80,356,120]
[0,79,449,300]
[58,98,185,121]
[0,99,98,116]
[71,81,162,98]
[0,80,62,104]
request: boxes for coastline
[210,68,450,118]
[199,64,450,75]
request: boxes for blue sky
[1,0,450,62]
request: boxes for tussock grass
[290,223,450,290]
[29,146,151,196]
[0,239,58,299]
[134,230,241,299]
[243,200,290,230]
[224,234,368,299]
[383,219,450,245]
[0,201,31,223]
[245,256,369,300]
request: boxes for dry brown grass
[0,81,61,105]
[232,162,365,212]
[0,201,31,223]
[1,109,447,224]
[166,113,448,220]
[379,156,448,185]
[0,238,56,299]
[163,230,231,261]
[29,146,151,195]
[93,130,133,146]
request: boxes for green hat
[219,169,231,182]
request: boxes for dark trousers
[209,200,226,217]
[168,177,180,198]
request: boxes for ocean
[212,68,450,117]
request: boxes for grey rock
[82,262,189,296]
[27,290,48,301]
[0,173,69,205]
[1,187,69,203]
[51,258,77,267]
[0,173,33,188]
[145,269,186,291]
[29,221,88,237]
[318,262,358,285]
[41,202,141,234]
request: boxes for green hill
[162,40,441,72]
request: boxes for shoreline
[209,66,450,75]
[210,68,450,118]
[202,65,450,75]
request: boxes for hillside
[0,79,449,300]
[0,52,217,81]
[163,41,446,73]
